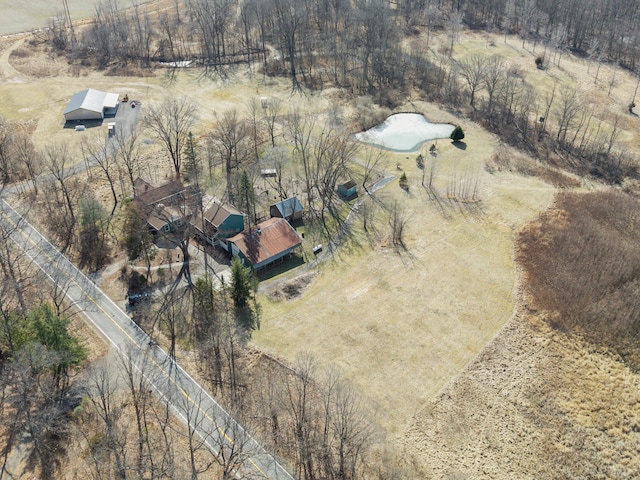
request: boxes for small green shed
[337,180,357,199]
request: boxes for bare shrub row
[518,190,640,368]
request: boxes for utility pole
[62,0,76,44]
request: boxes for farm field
[0,0,164,35]
[2,13,640,477]
[0,0,100,35]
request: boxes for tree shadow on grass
[452,141,467,150]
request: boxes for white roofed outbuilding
[64,88,120,122]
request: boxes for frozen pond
[355,113,455,152]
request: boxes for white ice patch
[355,113,455,152]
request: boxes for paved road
[105,98,141,155]
[0,198,294,480]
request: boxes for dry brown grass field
[3,19,640,478]
[254,110,556,436]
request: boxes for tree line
[48,0,640,88]
[449,53,636,183]
[0,227,405,478]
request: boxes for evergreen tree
[230,257,260,333]
[122,203,154,264]
[193,276,217,341]
[28,304,87,389]
[183,131,201,183]
[238,170,256,227]
[230,256,252,309]
[450,125,465,142]
[79,195,110,271]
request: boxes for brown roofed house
[132,178,200,234]
[227,217,303,270]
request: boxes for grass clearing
[254,106,556,434]
[0,0,166,35]
[450,30,640,153]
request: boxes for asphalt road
[105,98,141,156]
[0,198,294,480]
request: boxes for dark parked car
[128,292,151,305]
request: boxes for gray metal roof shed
[270,197,303,221]
[63,88,118,122]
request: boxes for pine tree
[230,256,252,309]
[238,170,256,227]
[230,257,260,332]
[450,125,465,142]
[183,131,201,182]
[28,304,87,389]
[79,195,110,270]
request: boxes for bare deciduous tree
[483,55,507,117]
[447,11,464,56]
[458,55,486,108]
[42,144,78,253]
[360,145,385,194]
[284,352,317,480]
[272,0,305,92]
[157,288,189,361]
[114,128,141,193]
[144,96,198,177]
[554,86,582,144]
[211,109,251,203]
[119,349,155,478]
[263,97,283,147]
[81,134,119,216]
[388,199,408,249]
[86,363,129,480]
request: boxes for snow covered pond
[355,113,455,152]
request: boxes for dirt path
[0,430,30,479]
[0,37,25,80]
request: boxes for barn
[63,88,120,122]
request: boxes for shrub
[354,97,391,131]
[10,47,31,59]
[535,55,545,69]
[450,125,465,142]
[399,171,408,190]
[518,191,640,369]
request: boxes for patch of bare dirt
[267,271,320,301]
